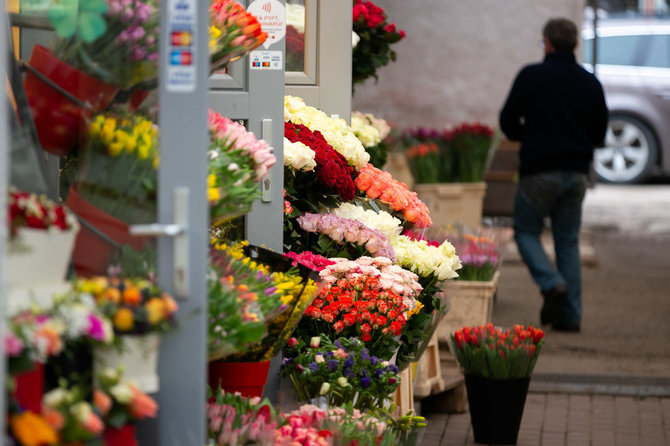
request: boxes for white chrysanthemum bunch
[332,202,402,241]
[391,235,462,281]
[283,137,316,171]
[351,114,381,148]
[284,95,370,170]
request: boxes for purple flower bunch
[108,0,159,63]
[297,212,396,261]
[280,335,400,410]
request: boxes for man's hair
[543,18,578,53]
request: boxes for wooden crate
[413,333,446,398]
[391,367,414,418]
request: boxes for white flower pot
[6,227,77,289]
[94,333,161,393]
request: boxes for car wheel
[593,115,658,184]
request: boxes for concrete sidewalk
[417,228,670,445]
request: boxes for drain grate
[529,373,670,396]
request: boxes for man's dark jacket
[499,52,609,176]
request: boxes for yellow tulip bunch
[77,112,160,224]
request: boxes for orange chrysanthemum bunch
[354,163,432,229]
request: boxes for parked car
[582,19,670,183]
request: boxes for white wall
[351,0,585,131]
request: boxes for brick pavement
[420,394,670,445]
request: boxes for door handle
[130,187,189,298]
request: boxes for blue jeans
[513,171,587,327]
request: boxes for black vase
[464,374,530,445]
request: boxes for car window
[641,34,670,68]
[583,34,643,66]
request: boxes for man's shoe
[552,321,581,332]
[540,284,567,325]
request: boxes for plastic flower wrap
[41,384,105,443]
[355,163,432,229]
[295,212,396,261]
[296,256,422,360]
[208,109,276,226]
[351,0,405,87]
[284,95,370,170]
[74,276,179,334]
[209,0,268,73]
[284,121,356,209]
[47,0,159,89]
[77,112,159,224]
[352,111,391,169]
[93,367,158,427]
[8,187,77,237]
[451,324,545,379]
[280,335,401,410]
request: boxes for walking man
[499,17,609,332]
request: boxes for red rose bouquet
[352,0,406,87]
[8,187,76,237]
[284,121,357,209]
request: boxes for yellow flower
[152,155,160,169]
[108,142,124,157]
[113,308,135,331]
[89,115,104,136]
[145,298,166,325]
[210,26,222,50]
[208,187,221,202]
[10,411,58,446]
[207,173,218,188]
[100,117,117,144]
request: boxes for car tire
[593,115,658,184]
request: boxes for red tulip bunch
[451,323,545,379]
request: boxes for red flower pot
[104,424,138,446]
[208,360,271,398]
[12,362,44,413]
[65,185,152,277]
[23,44,119,156]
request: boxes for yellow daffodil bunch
[76,112,160,224]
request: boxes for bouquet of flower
[295,212,396,261]
[451,323,545,379]
[8,187,77,238]
[355,163,432,229]
[452,233,500,281]
[284,250,335,273]
[280,404,399,446]
[41,384,104,443]
[284,96,370,170]
[403,123,495,184]
[296,256,421,360]
[208,109,276,226]
[210,0,268,73]
[389,231,462,368]
[47,0,159,89]
[446,122,495,182]
[206,389,281,445]
[284,121,357,212]
[93,367,158,428]
[74,276,179,334]
[49,290,115,347]
[6,310,64,374]
[75,112,159,224]
[332,201,403,241]
[8,411,58,446]
[351,0,405,87]
[351,111,391,169]
[285,2,305,72]
[280,335,401,410]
